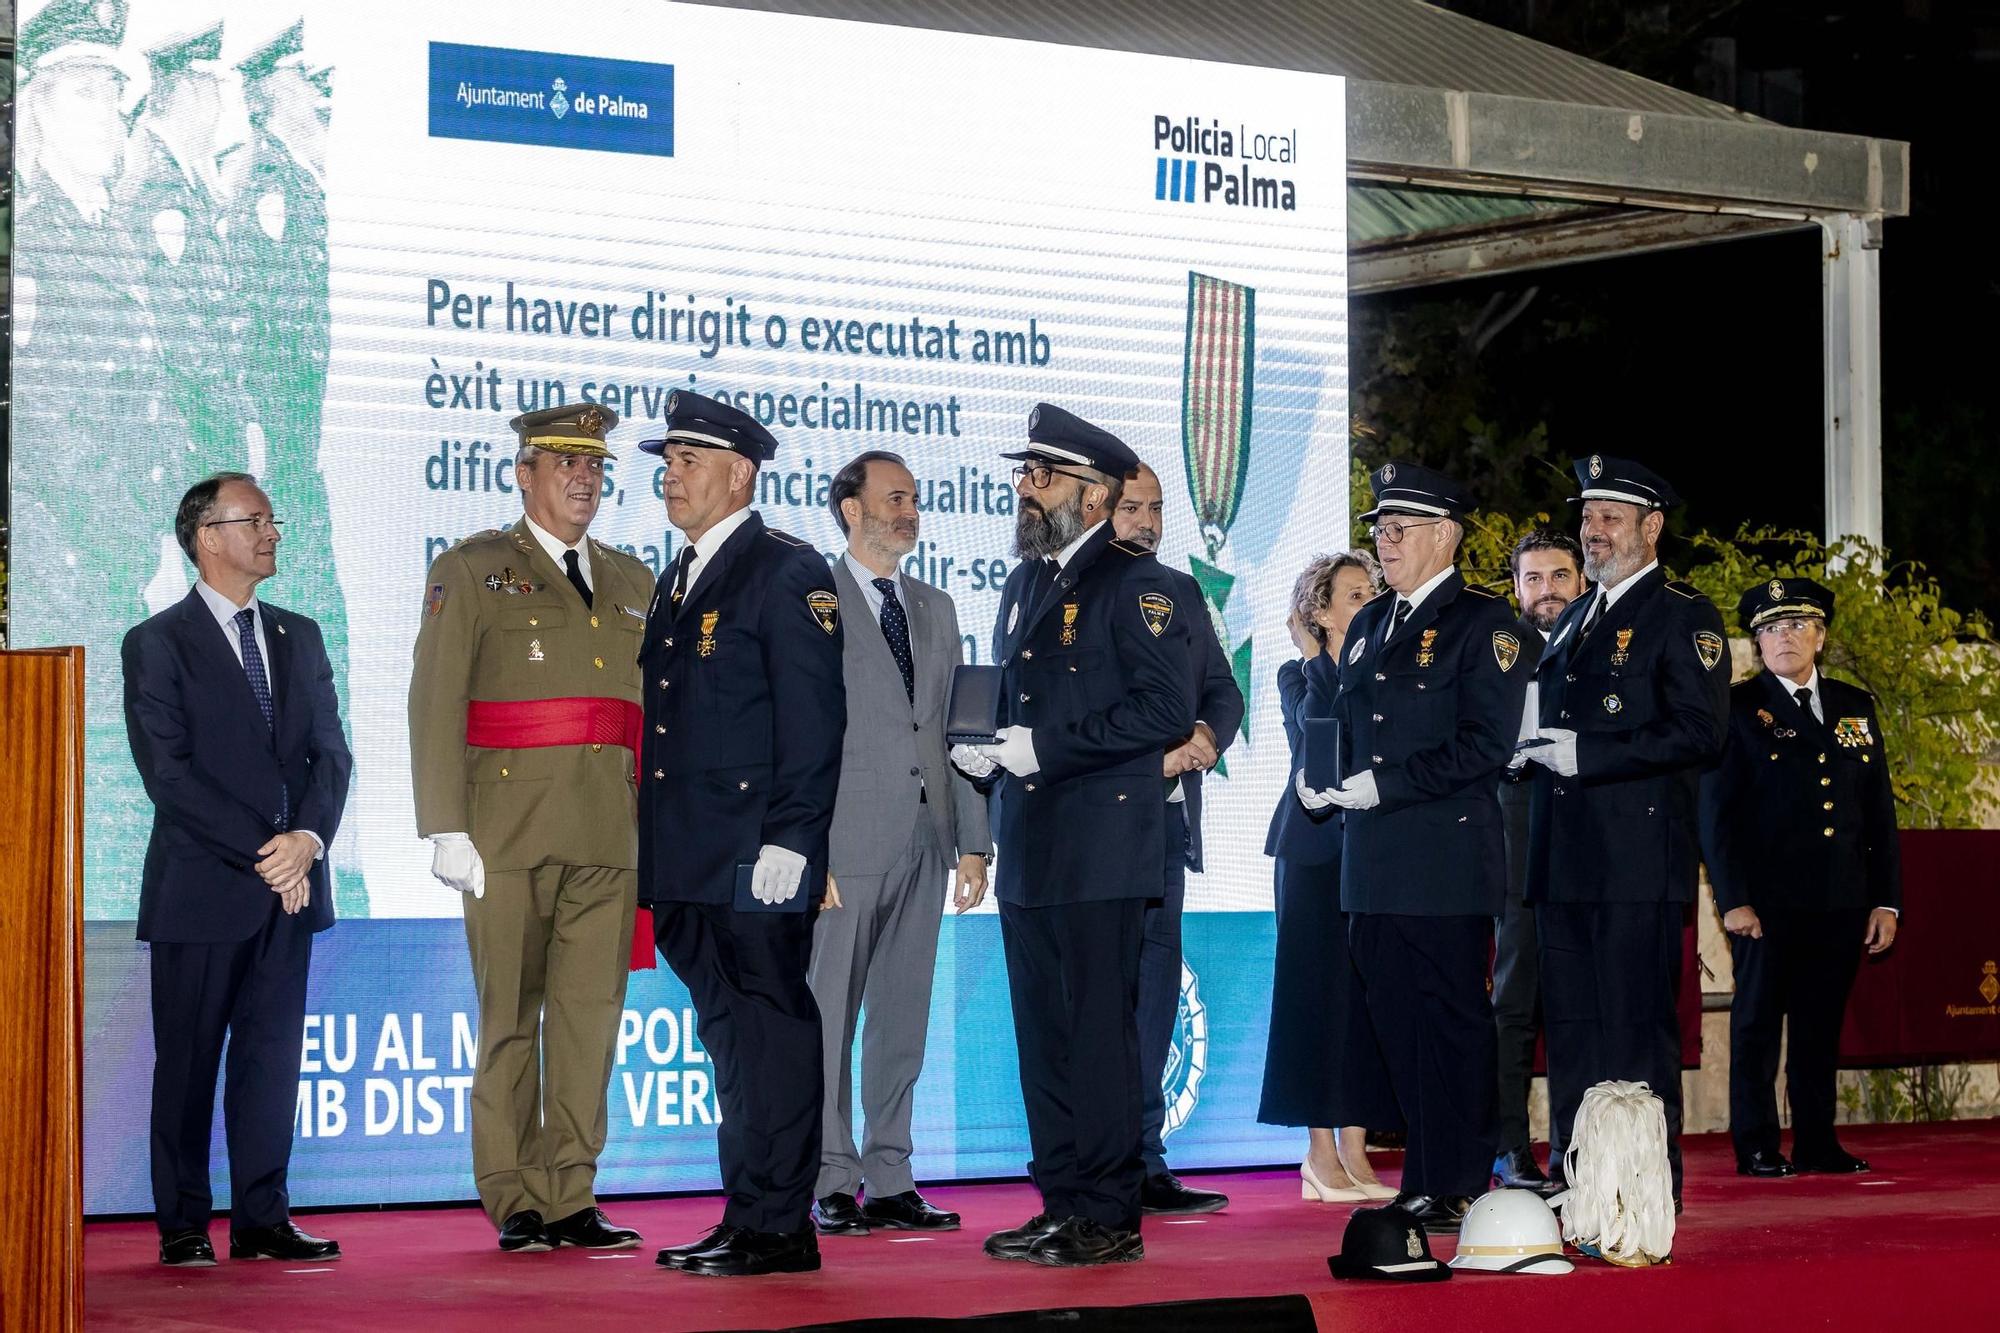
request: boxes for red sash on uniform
[464,696,657,971]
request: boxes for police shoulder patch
[1692,630,1725,671]
[1492,630,1521,672]
[806,588,839,634]
[425,584,447,618]
[1138,591,1175,637]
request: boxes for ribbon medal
[1060,602,1080,646]
[1416,627,1438,668]
[1833,715,1873,748]
[1610,627,1634,667]
[697,610,720,658]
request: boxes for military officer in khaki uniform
[409,404,655,1254]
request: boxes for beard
[1014,486,1087,560]
[1122,523,1160,552]
[1583,533,1645,588]
[859,510,919,560]
[1525,595,1571,633]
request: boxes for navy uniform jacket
[1526,567,1730,905]
[1170,567,1246,873]
[1699,673,1901,915]
[989,525,1195,907]
[123,588,351,942]
[1306,573,1538,916]
[1265,658,1342,866]
[637,512,846,906]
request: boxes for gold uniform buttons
[1821,776,1832,787]
[499,767,509,777]
[1823,800,1834,811]
[528,617,539,627]
[1116,793,1128,802]
[1823,827,1836,838]
[1770,753,1780,761]
[1817,753,1827,764]
[590,615,600,628]
[654,769,665,779]
[591,744,603,753]
[593,656,605,669]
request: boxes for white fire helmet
[1446,1189,1574,1276]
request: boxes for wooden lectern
[0,649,86,1330]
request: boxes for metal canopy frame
[685,0,1906,547]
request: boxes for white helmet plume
[1560,1080,1675,1267]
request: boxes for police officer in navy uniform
[1700,578,1900,1178]
[957,405,1195,1267]
[1297,462,1539,1233]
[637,391,846,1278]
[1520,456,1730,1204]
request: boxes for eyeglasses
[1011,462,1097,489]
[1368,518,1444,545]
[1754,618,1820,639]
[203,516,286,534]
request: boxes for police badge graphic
[551,77,570,119]
[1160,961,1209,1141]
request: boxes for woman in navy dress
[1258,551,1401,1202]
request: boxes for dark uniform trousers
[1727,906,1870,1160]
[657,903,823,1233]
[1538,899,1685,1184]
[149,900,313,1235]
[463,865,636,1224]
[1349,913,1499,1197]
[1002,897,1147,1231]
[1493,777,1541,1153]
[1137,802,1190,1175]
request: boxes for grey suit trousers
[808,814,948,1197]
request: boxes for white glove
[979,725,1041,778]
[1325,769,1381,810]
[1295,768,1337,812]
[1525,728,1580,777]
[950,744,999,780]
[430,832,485,899]
[751,843,808,905]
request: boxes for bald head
[1113,463,1165,551]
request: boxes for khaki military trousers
[464,864,635,1227]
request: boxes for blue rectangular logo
[429,42,674,158]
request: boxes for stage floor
[85,1122,2000,1332]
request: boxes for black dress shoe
[1026,1216,1144,1267]
[548,1206,641,1249]
[160,1231,217,1267]
[498,1210,554,1253]
[812,1192,871,1236]
[1795,1147,1871,1174]
[677,1228,821,1277]
[983,1213,1059,1261]
[1391,1193,1473,1234]
[657,1224,737,1269]
[1140,1172,1229,1215]
[1737,1149,1797,1178]
[229,1220,342,1262]
[1492,1145,1556,1194]
[860,1190,960,1231]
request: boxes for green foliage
[1840,1065,1977,1124]
[1680,526,1999,830]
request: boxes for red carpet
[86,1122,2000,1332]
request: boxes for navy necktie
[874,578,915,703]
[1387,598,1412,641]
[1794,685,1815,721]
[234,607,288,830]
[1582,593,1607,639]
[670,545,696,608]
[563,549,593,609]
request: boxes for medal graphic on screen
[1179,271,1258,771]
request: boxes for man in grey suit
[808,451,993,1238]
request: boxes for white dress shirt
[524,514,592,591]
[195,580,270,687]
[680,505,755,600]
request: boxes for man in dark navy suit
[123,471,351,1268]
[1701,578,1900,1178]
[1298,462,1538,1233]
[958,404,1195,1267]
[637,392,846,1278]
[1520,456,1730,1203]
[1109,461,1244,1216]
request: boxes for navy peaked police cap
[1570,454,1681,509]
[1738,575,1835,630]
[638,390,779,462]
[1001,403,1141,479]
[1358,459,1471,521]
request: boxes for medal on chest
[1610,627,1633,667]
[1833,715,1873,748]
[1416,627,1438,668]
[697,610,720,658]
[527,638,545,663]
[1060,602,1079,646]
